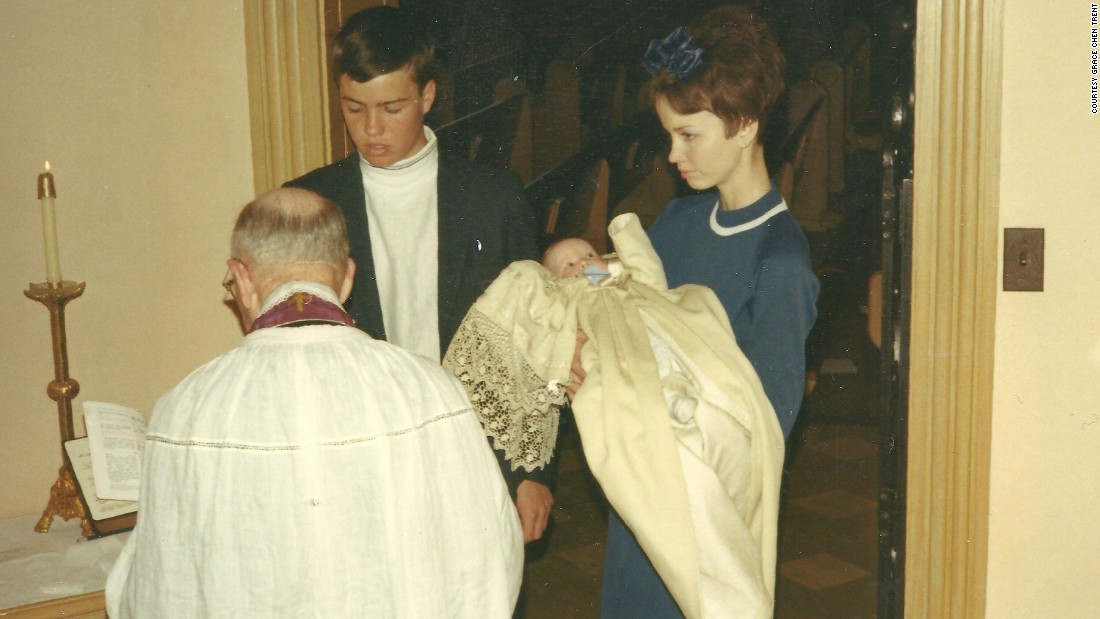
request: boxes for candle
[37,161,62,285]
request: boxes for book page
[83,401,147,502]
[64,437,138,521]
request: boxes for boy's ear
[420,80,437,115]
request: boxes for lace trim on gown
[444,308,567,471]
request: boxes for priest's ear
[338,259,356,304]
[227,258,261,318]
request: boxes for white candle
[38,161,62,285]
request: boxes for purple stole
[248,291,356,333]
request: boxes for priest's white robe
[106,283,523,618]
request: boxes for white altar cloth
[0,514,129,610]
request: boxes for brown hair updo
[648,4,786,138]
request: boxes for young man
[284,6,553,542]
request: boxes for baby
[541,237,613,285]
[543,236,724,431]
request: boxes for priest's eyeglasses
[221,268,236,301]
[222,258,243,301]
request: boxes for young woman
[600,6,819,618]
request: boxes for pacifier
[583,264,610,285]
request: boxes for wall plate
[1003,228,1044,292]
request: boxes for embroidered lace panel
[444,308,567,471]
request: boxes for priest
[106,187,522,617]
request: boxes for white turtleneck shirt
[360,127,440,361]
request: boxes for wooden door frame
[907,0,1002,616]
[242,0,394,194]
[242,0,331,194]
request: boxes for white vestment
[106,282,523,618]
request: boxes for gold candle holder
[25,280,93,537]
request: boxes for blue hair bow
[642,26,703,79]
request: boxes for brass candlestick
[25,280,93,537]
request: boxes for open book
[83,401,147,501]
[63,401,147,526]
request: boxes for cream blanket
[444,213,784,618]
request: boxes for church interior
[2,1,1098,617]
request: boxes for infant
[541,237,612,285]
[544,236,710,429]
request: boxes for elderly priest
[105,188,523,617]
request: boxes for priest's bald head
[225,188,356,330]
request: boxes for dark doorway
[394,1,917,616]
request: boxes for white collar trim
[260,280,340,315]
[708,199,789,237]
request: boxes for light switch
[1003,228,1044,292]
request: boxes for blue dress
[600,186,819,618]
